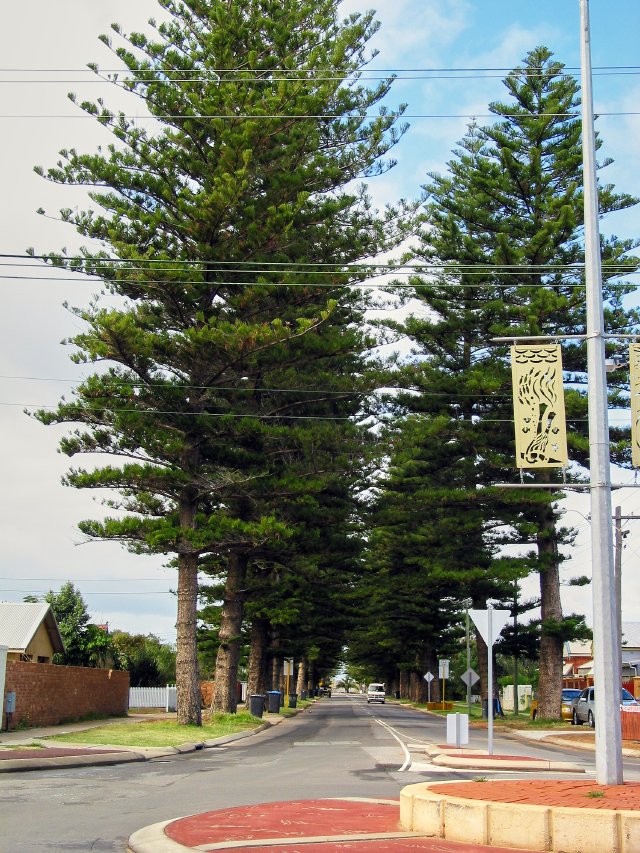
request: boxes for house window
[37,656,49,664]
[20,653,33,662]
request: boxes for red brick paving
[166,800,403,846]
[439,753,543,761]
[165,800,540,853]
[429,779,640,810]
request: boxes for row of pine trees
[33,1,637,723]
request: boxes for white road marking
[373,718,412,771]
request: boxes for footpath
[2,709,640,852]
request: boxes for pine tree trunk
[537,510,563,719]
[417,647,438,703]
[211,553,248,713]
[296,659,307,696]
[476,628,490,703]
[399,669,410,700]
[246,617,270,703]
[176,551,201,726]
[409,671,421,702]
[271,655,284,695]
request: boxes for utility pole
[513,582,519,717]
[580,0,623,785]
[614,506,623,649]
[466,599,472,717]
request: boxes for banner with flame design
[511,344,568,468]
[631,344,640,468]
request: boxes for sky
[0,1,639,646]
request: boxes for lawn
[44,712,265,748]
[407,700,574,729]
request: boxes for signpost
[284,657,294,706]
[424,671,434,703]
[438,659,450,708]
[461,668,480,690]
[469,604,510,754]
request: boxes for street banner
[511,344,568,467]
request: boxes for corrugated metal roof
[563,639,592,656]
[0,602,64,654]
[622,622,640,650]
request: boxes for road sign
[438,659,450,679]
[283,658,294,676]
[469,608,511,646]
[446,712,469,748]
[468,604,511,756]
[461,667,480,687]
[424,672,434,682]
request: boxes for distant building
[562,639,592,681]
[0,602,64,663]
[562,625,640,685]
[621,622,640,678]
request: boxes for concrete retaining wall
[400,782,640,853]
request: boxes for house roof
[563,639,592,657]
[621,623,640,650]
[0,602,64,655]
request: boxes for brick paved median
[428,779,640,809]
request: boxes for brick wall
[621,707,640,741]
[2,660,129,730]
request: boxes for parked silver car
[571,686,638,727]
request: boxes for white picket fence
[129,685,177,712]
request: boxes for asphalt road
[1,694,638,852]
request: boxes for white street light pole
[579,0,623,785]
[487,604,494,755]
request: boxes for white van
[367,683,385,704]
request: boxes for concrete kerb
[399,781,640,853]
[423,742,585,773]
[0,751,147,773]
[0,715,284,773]
[128,819,186,853]
[127,798,420,853]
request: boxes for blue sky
[0,1,638,642]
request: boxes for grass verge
[415,700,574,729]
[44,712,264,748]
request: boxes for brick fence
[2,660,129,730]
[621,707,640,741]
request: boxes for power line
[2,70,639,84]
[5,111,640,119]
[1,403,360,421]
[0,375,520,398]
[0,64,637,76]
[0,274,636,290]
[0,588,174,595]
[3,254,637,274]
[0,402,595,424]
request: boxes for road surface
[1,693,637,852]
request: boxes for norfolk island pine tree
[32,0,412,723]
[377,47,638,718]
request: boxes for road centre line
[373,719,412,771]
